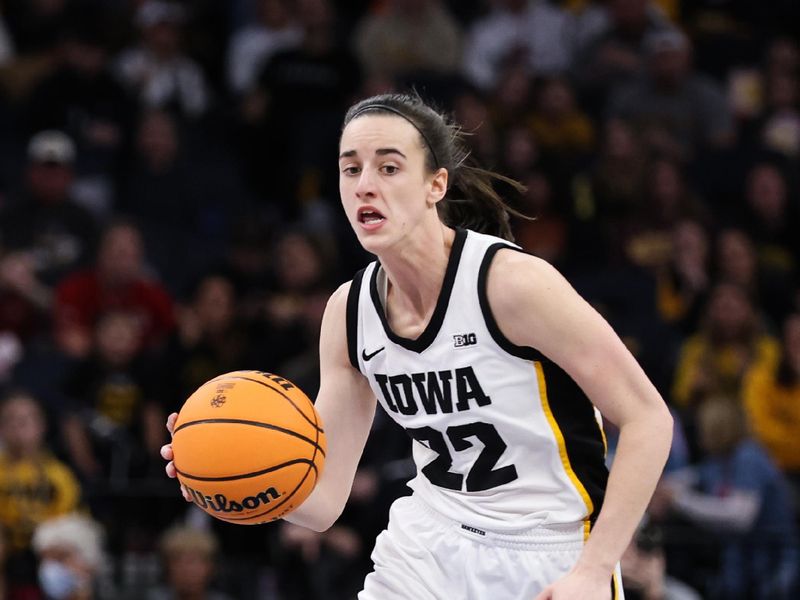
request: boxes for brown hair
[342,93,527,241]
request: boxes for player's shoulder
[484,247,578,321]
[324,281,351,316]
[488,246,562,290]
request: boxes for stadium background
[0,0,798,598]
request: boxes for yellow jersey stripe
[534,361,594,537]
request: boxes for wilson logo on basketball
[185,485,283,513]
[210,394,226,408]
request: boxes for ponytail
[442,158,528,242]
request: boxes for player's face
[338,114,445,252]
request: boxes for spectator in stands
[743,312,800,485]
[607,28,735,159]
[119,109,247,294]
[114,1,209,119]
[511,170,570,266]
[654,398,798,599]
[621,520,701,600]
[738,162,799,284]
[32,513,111,600]
[255,229,337,368]
[61,309,164,483]
[528,76,595,167]
[578,117,647,259]
[354,0,462,80]
[572,0,672,112]
[655,219,711,334]
[462,0,573,91]
[671,281,779,411]
[0,247,51,348]
[159,270,255,413]
[22,9,134,218]
[142,525,233,600]
[758,71,800,158]
[488,64,536,132]
[498,125,539,182]
[715,227,795,329]
[451,87,499,167]
[0,130,98,286]
[240,0,361,215]
[622,158,709,272]
[0,391,80,597]
[226,0,301,95]
[52,219,174,360]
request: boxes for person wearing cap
[31,513,110,600]
[606,26,735,158]
[0,130,98,287]
[23,9,134,215]
[114,1,209,118]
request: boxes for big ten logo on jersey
[453,333,477,348]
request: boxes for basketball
[171,370,326,524]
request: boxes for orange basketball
[172,370,326,524]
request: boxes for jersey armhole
[346,267,367,373]
[477,243,541,361]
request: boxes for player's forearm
[282,470,351,532]
[576,407,673,574]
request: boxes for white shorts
[359,495,623,600]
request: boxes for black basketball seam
[224,411,322,522]
[174,419,327,458]
[216,462,319,522]
[176,458,315,482]
[207,374,324,433]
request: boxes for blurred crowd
[0,0,798,598]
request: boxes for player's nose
[355,167,377,198]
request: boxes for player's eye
[381,165,398,175]
[342,165,361,175]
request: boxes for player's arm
[487,249,673,597]
[281,282,378,532]
[162,283,377,532]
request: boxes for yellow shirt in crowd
[0,450,81,552]
[743,363,800,472]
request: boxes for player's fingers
[160,443,174,461]
[180,484,192,502]
[166,412,178,436]
[165,460,177,478]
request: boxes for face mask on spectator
[38,559,79,599]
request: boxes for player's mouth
[357,206,386,230]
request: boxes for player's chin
[353,223,389,251]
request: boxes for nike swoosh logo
[362,346,385,361]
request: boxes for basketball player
[162,93,673,599]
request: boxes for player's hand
[161,412,192,502]
[533,564,613,600]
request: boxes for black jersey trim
[346,267,367,373]
[479,243,608,522]
[537,359,608,525]
[477,243,541,361]
[369,227,467,353]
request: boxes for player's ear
[427,167,448,206]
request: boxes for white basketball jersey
[346,228,608,534]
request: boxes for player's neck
[380,224,455,319]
